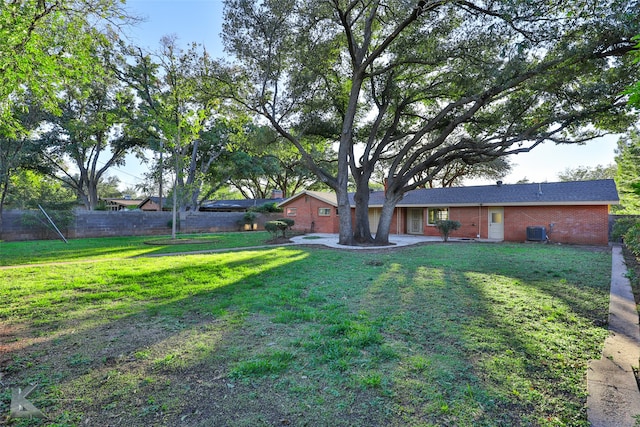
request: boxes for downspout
[478,204,482,239]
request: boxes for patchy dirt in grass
[144,238,221,245]
[0,311,385,426]
[265,237,293,245]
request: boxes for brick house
[102,198,143,211]
[137,197,170,211]
[278,180,619,245]
[279,191,341,234]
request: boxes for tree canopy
[116,37,245,237]
[557,164,616,182]
[36,46,144,210]
[625,34,640,108]
[223,125,336,199]
[222,0,640,245]
[614,130,640,214]
[0,0,134,234]
[0,0,132,136]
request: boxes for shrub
[624,222,640,257]
[275,218,294,227]
[248,202,283,213]
[612,217,640,241]
[265,219,294,239]
[435,219,461,242]
[243,211,257,224]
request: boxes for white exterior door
[488,207,504,240]
[408,208,423,234]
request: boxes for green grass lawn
[0,232,276,266]
[0,238,611,426]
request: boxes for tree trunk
[185,140,200,211]
[353,185,373,243]
[0,178,7,238]
[336,185,353,245]
[374,191,403,245]
[336,68,367,245]
[172,134,181,238]
[336,132,354,245]
[188,186,201,212]
[158,145,164,211]
[88,182,99,210]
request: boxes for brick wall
[503,205,610,245]
[282,196,339,233]
[406,205,610,245]
[0,210,282,241]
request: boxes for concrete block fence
[0,210,282,241]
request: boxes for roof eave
[362,201,618,208]
[393,201,619,207]
[278,190,339,208]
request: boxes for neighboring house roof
[200,198,285,211]
[104,198,143,207]
[278,190,339,207]
[137,197,284,211]
[280,180,619,208]
[137,197,171,210]
[139,196,168,205]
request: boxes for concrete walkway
[289,233,445,248]
[587,245,640,427]
[288,233,499,249]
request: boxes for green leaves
[0,0,130,134]
[223,0,640,244]
[625,34,640,108]
[613,130,640,214]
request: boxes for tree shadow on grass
[0,243,611,426]
[357,243,610,426]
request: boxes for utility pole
[158,139,163,212]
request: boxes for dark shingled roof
[358,179,619,207]
[200,198,285,211]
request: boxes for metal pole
[38,205,68,243]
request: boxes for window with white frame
[427,208,449,225]
[286,207,297,217]
[318,207,331,216]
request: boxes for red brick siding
[503,205,609,245]
[418,207,484,238]
[454,207,483,238]
[281,196,339,233]
[426,205,609,245]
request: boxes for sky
[110,0,620,191]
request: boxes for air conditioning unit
[526,226,547,241]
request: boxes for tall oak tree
[222,0,639,245]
